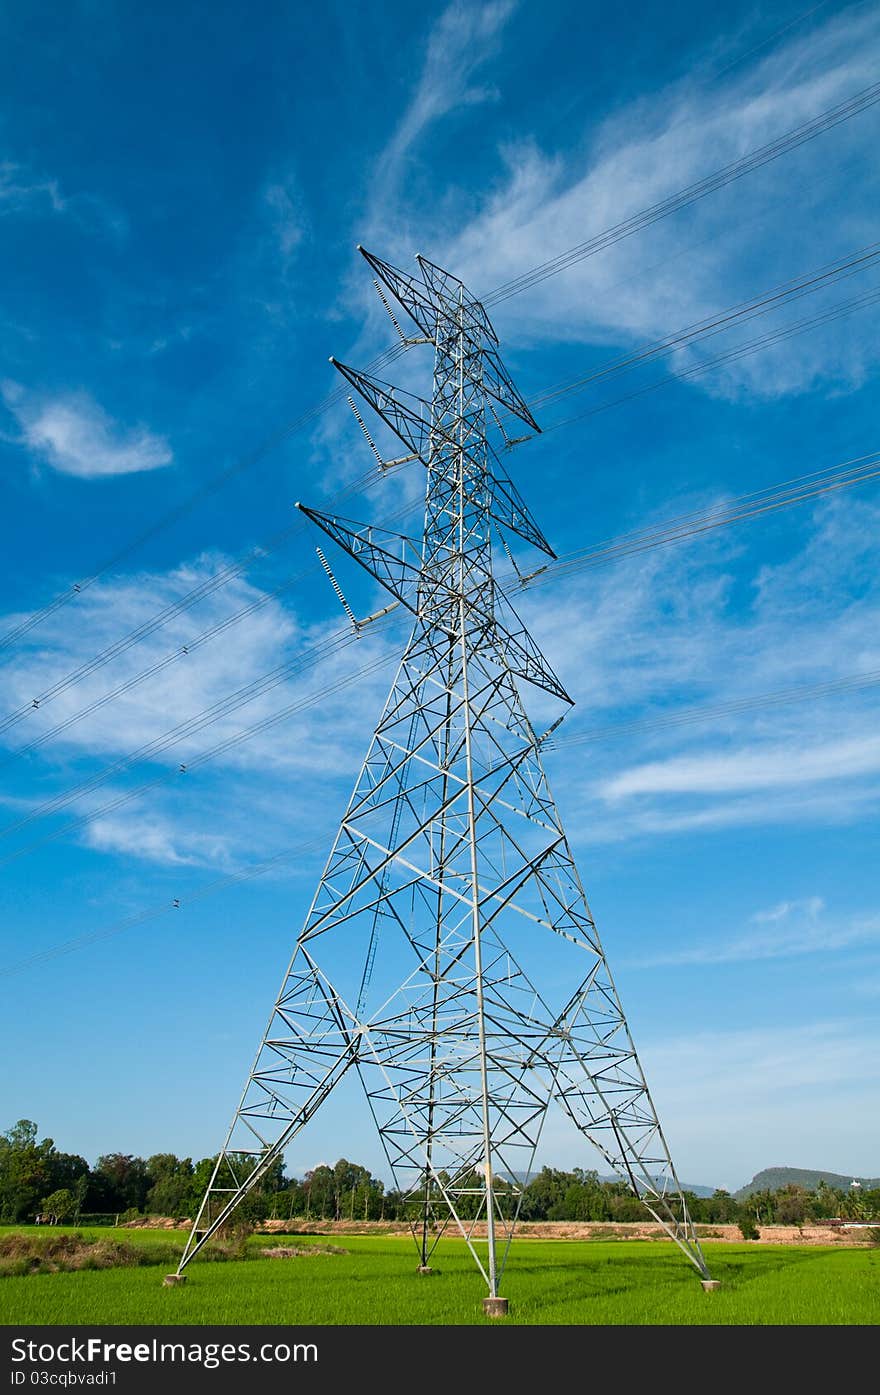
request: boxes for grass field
[1,1227,877,1325]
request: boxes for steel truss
[176,248,712,1297]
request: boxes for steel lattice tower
[174,248,714,1308]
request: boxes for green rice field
[1,1227,877,1325]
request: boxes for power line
[0,565,314,769]
[0,646,396,870]
[709,2,830,83]
[519,450,880,586]
[538,281,880,435]
[544,666,880,752]
[13,244,867,752]
[6,660,877,979]
[0,454,410,738]
[3,76,878,658]
[0,614,401,846]
[482,78,880,306]
[522,241,880,414]
[0,833,331,979]
[0,338,408,659]
[6,450,876,861]
[5,242,872,756]
[1,250,867,763]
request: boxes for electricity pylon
[174,247,714,1309]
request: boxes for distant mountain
[735,1167,880,1199]
[676,1182,718,1199]
[599,1175,717,1198]
[508,1169,718,1195]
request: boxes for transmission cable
[517,450,880,587]
[538,282,880,435]
[519,241,880,415]
[544,666,880,753]
[0,645,397,870]
[4,661,878,979]
[0,832,331,979]
[4,450,877,861]
[481,78,880,306]
[0,336,408,659]
[0,453,410,738]
[3,77,878,657]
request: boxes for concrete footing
[417,1265,435,1275]
[482,1296,509,1317]
[701,1279,722,1292]
[163,1274,187,1286]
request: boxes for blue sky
[0,0,878,1192]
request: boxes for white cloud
[0,556,405,865]
[574,786,880,845]
[535,1016,880,1187]
[2,488,877,866]
[365,4,880,403]
[600,731,880,801]
[752,896,824,925]
[0,162,126,240]
[369,0,516,217]
[513,488,880,842]
[643,1018,880,1185]
[1,383,172,478]
[85,808,236,869]
[633,897,880,967]
[0,161,65,215]
[263,178,306,266]
[389,0,515,161]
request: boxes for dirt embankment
[251,1218,874,1247]
[119,1215,874,1247]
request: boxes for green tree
[0,1120,58,1222]
[41,1188,75,1223]
[87,1154,149,1213]
[775,1184,809,1224]
[145,1154,194,1216]
[749,1188,777,1225]
[703,1189,739,1223]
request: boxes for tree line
[1,1120,876,1228]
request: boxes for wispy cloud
[539,1016,880,1186]
[378,3,880,402]
[521,489,880,842]
[646,1018,880,1183]
[1,382,172,478]
[601,731,880,801]
[369,0,516,216]
[264,179,306,266]
[632,897,880,967]
[0,556,404,866]
[234,171,310,326]
[85,806,236,869]
[0,161,65,214]
[0,161,126,239]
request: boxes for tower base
[701,1279,721,1292]
[163,1274,187,1287]
[482,1296,509,1317]
[417,1265,435,1275]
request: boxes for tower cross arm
[357,246,443,345]
[297,504,573,704]
[295,504,423,617]
[331,360,435,465]
[333,359,553,559]
[482,344,540,433]
[488,445,556,558]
